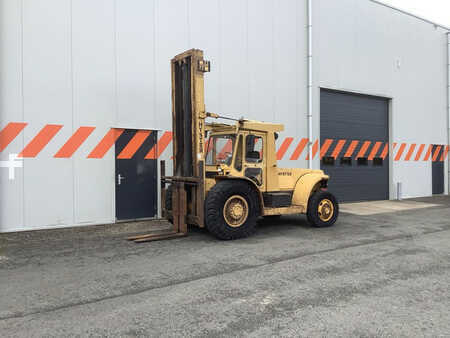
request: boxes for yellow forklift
[129,49,338,242]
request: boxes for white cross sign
[0,154,23,180]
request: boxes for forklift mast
[172,49,209,182]
[128,49,210,243]
[170,49,210,229]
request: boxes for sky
[380,0,450,28]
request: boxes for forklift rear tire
[205,180,260,240]
[306,191,339,227]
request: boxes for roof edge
[369,0,450,32]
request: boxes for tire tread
[205,180,260,240]
[306,191,339,228]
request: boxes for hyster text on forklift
[129,49,338,243]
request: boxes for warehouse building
[0,0,449,232]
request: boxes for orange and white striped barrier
[0,122,449,162]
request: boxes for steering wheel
[217,152,232,163]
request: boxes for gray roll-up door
[320,89,389,202]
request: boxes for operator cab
[205,131,265,188]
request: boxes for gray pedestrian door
[320,89,389,202]
[432,145,444,195]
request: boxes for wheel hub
[223,195,249,227]
[318,198,334,222]
[231,204,244,218]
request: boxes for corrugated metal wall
[0,0,448,231]
[0,0,307,231]
[315,0,449,199]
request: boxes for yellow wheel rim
[223,195,249,228]
[318,198,334,222]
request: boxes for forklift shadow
[183,215,313,242]
[249,215,325,241]
[257,215,311,230]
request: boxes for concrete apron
[340,199,441,216]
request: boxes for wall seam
[295,0,299,146]
[218,0,222,112]
[112,0,118,222]
[271,0,276,121]
[245,0,249,116]
[113,0,118,126]
[307,0,313,168]
[69,0,76,225]
[153,0,157,128]
[447,32,450,195]
[20,0,25,229]
[154,0,159,216]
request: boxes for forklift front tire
[205,180,259,240]
[306,191,339,228]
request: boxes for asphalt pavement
[1,196,449,337]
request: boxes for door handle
[118,174,125,185]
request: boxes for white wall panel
[116,0,156,130]
[396,161,432,198]
[154,0,189,131]
[0,0,23,124]
[74,131,115,225]
[218,0,248,117]
[273,0,308,169]
[0,169,24,232]
[72,0,115,224]
[22,0,74,229]
[0,0,24,231]
[247,0,274,121]
[72,0,115,126]
[189,0,220,114]
[22,0,73,123]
